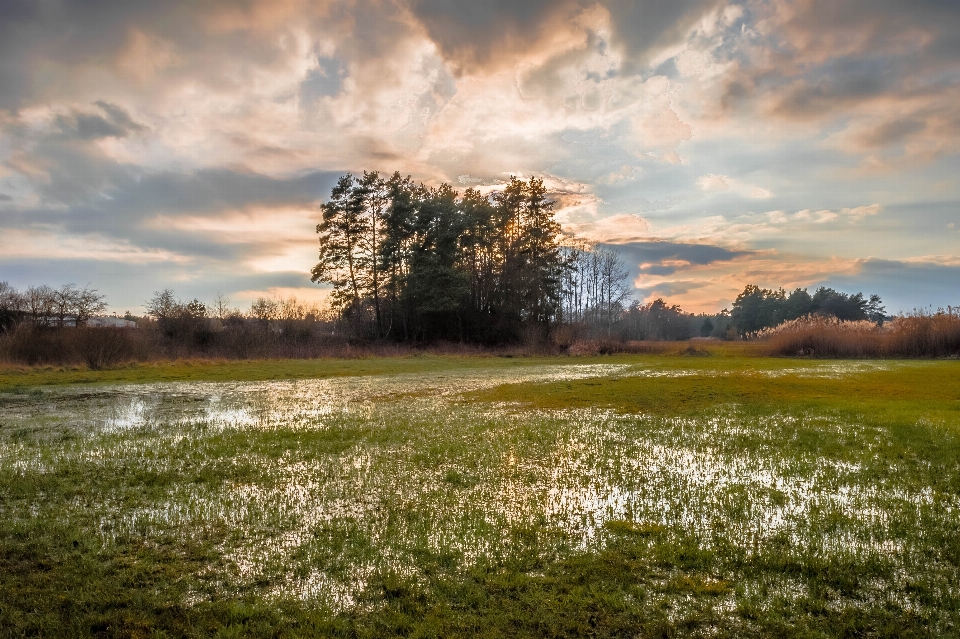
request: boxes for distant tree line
[309,171,894,345]
[142,288,330,351]
[730,285,886,335]
[0,282,107,332]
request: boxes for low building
[87,316,138,328]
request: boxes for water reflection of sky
[0,359,951,613]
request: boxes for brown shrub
[2,324,73,365]
[73,328,139,369]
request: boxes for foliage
[312,172,566,343]
[618,298,694,341]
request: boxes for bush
[73,328,137,369]
[3,324,72,365]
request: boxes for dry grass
[0,322,573,369]
[761,311,960,357]
[567,339,675,356]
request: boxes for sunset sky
[1,0,958,314]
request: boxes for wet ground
[1,358,958,634]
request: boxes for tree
[146,289,179,320]
[212,292,233,320]
[782,288,813,321]
[186,299,207,319]
[731,284,885,333]
[312,172,568,343]
[250,297,279,323]
[731,285,782,334]
[73,285,107,327]
[24,285,55,326]
[619,299,692,341]
[518,177,564,328]
[51,284,78,327]
[312,175,365,311]
[0,282,25,332]
[700,317,714,337]
[865,294,886,325]
[559,243,632,337]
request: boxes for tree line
[309,171,894,345]
[0,282,107,332]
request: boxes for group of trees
[730,285,886,335]
[312,172,567,342]
[559,243,633,336]
[0,282,107,332]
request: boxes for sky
[1,0,959,315]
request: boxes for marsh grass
[0,357,958,636]
[762,312,960,358]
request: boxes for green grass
[0,354,612,391]
[1,355,958,637]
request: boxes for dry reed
[761,311,960,357]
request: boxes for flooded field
[1,356,959,636]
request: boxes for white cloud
[696,173,729,192]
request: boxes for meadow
[1,353,958,637]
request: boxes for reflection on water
[0,359,953,613]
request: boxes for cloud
[53,102,146,140]
[406,1,723,76]
[820,256,960,313]
[0,0,957,316]
[601,239,750,280]
[607,239,748,266]
[718,0,960,166]
[696,173,728,192]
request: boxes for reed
[761,310,960,357]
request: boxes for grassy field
[1,354,958,637]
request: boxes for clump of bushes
[761,310,960,357]
[1,323,145,368]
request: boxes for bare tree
[212,292,233,320]
[146,289,179,320]
[24,285,55,326]
[73,286,108,327]
[51,284,79,327]
[559,243,632,336]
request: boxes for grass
[0,354,557,391]
[0,342,768,391]
[0,355,958,637]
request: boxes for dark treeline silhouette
[311,172,566,343]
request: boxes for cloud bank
[1,0,958,313]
